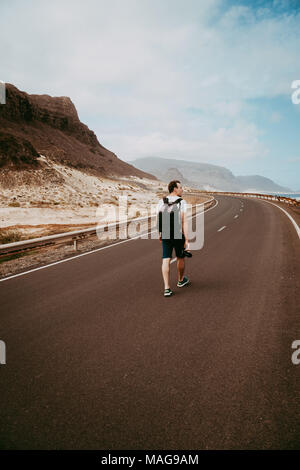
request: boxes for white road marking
[0,198,220,282]
[234,215,239,218]
[203,198,219,214]
[218,226,226,232]
[261,199,300,239]
[0,234,144,282]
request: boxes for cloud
[270,111,282,123]
[100,120,268,164]
[1,0,300,166]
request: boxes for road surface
[1,195,299,449]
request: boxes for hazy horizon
[1,0,300,190]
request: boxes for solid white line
[203,198,219,214]
[218,226,226,232]
[0,197,220,282]
[261,199,300,239]
[0,233,144,282]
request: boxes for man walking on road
[156,180,190,297]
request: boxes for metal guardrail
[198,191,300,207]
[0,196,215,255]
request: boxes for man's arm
[182,212,188,242]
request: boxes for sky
[1,0,300,190]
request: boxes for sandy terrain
[0,155,202,241]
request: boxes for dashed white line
[234,214,239,218]
[218,226,226,232]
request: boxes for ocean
[266,193,300,200]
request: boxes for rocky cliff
[0,83,155,180]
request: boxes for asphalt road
[1,195,299,450]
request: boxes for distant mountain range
[0,83,155,180]
[131,157,292,193]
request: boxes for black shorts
[162,234,185,259]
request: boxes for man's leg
[162,258,171,289]
[175,235,186,282]
[177,257,185,282]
